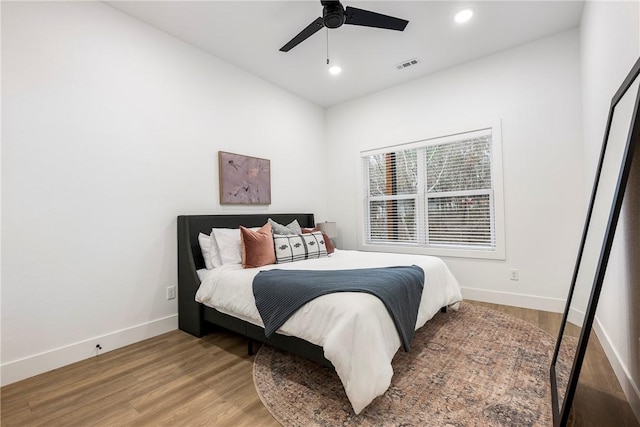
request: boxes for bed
[177,213,463,414]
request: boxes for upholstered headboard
[177,213,315,336]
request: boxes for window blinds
[363,129,495,250]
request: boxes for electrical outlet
[510,269,519,281]
[167,286,176,300]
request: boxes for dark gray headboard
[177,213,315,336]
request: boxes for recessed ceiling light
[454,9,473,24]
[329,65,342,75]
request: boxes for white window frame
[357,121,505,260]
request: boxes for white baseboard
[593,316,640,422]
[461,286,567,313]
[1,315,178,387]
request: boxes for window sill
[357,242,506,260]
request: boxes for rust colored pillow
[240,223,276,268]
[302,227,335,254]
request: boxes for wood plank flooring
[1,301,638,426]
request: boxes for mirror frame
[550,56,640,427]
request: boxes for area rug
[253,302,571,427]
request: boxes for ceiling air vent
[396,58,419,70]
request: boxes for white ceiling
[105,1,584,107]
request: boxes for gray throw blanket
[252,265,424,351]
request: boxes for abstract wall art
[218,151,271,205]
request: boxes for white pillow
[211,228,242,266]
[208,230,224,268]
[197,233,214,270]
[211,226,261,266]
[273,231,328,264]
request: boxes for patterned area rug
[254,303,569,427]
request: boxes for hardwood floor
[1,301,638,426]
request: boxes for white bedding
[196,268,209,282]
[195,249,463,414]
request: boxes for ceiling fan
[279,0,409,52]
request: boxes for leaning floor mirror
[550,56,640,426]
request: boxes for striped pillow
[273,231,328,264]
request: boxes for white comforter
[195,249,463,414]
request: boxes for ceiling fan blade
[279,17,325,52]
[344,6,408,31]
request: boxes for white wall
[4,4,637,414]
[325,30,584,310]
[580,0,640,418]
[1,1,326,385]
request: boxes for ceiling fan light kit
[279,0,409,53]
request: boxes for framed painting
[218,151,271,205]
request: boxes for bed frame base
[202,300,332,367]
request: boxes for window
[361,125,505,259]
